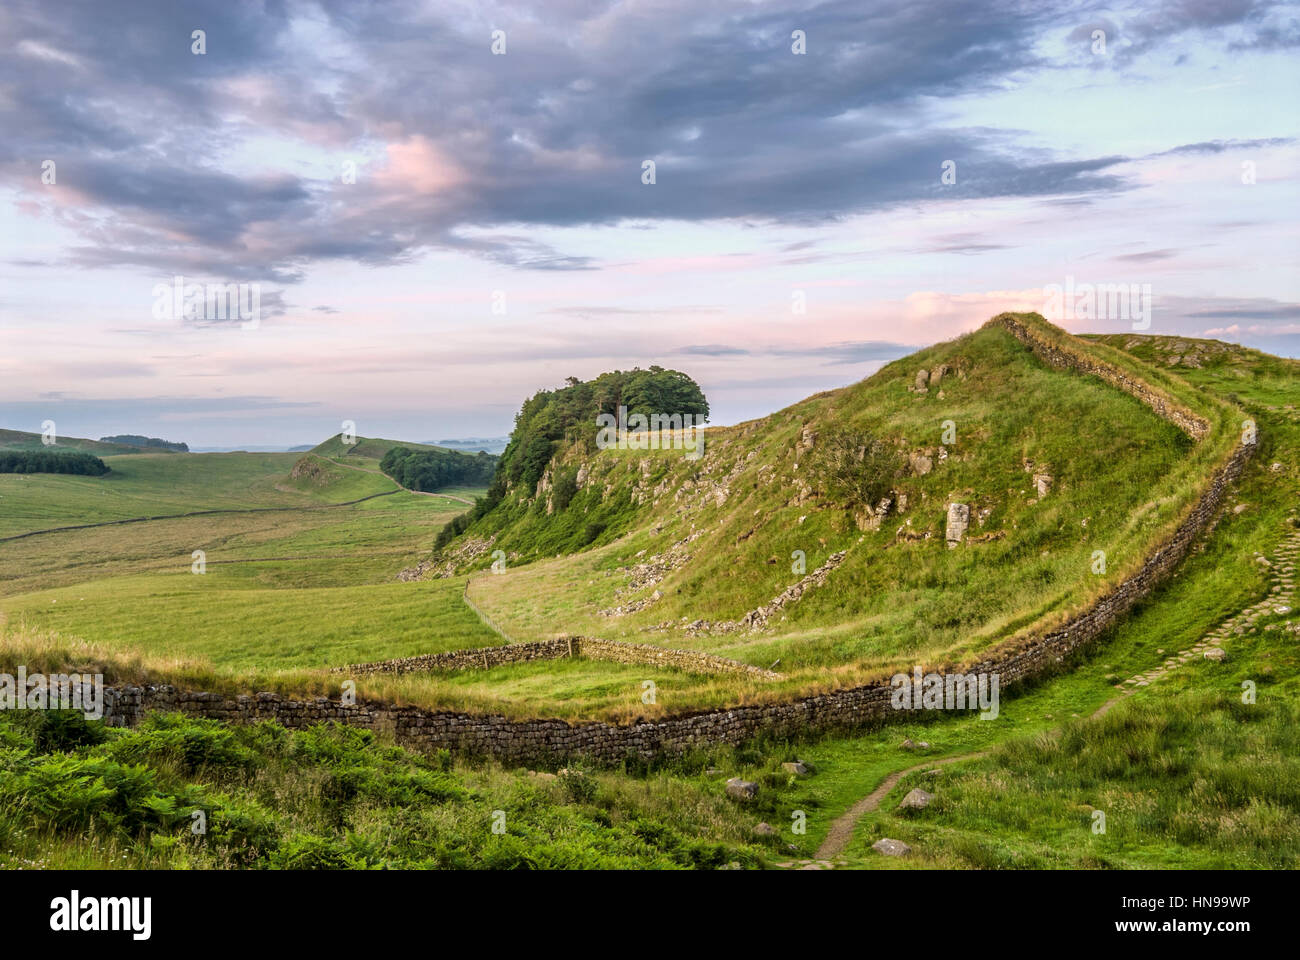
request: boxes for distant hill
[424,436,511,454]
[99,434,189,452]
[0,428,158,456]
[301,433,498,493]
[310,433,446,460]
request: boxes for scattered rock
[781,761,809,776]
[872,838,912,857]
[945,502,970,547]
[898,788,933,810]
[754,822,777,837]
[1203,647,1227,662]
[726,778,759,801]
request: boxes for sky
[1,0,1297,448]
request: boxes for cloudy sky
[1,0,1297,448]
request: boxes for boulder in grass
[781,761,809,776]
[898,788,932,810]
[872,838,912,857]
[726,778,759,801]
[754,822,777,837]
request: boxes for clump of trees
[431,367,708,556]
[810,427,899,507]
[380,446,497,493]
[0,451,110,475]
[99,435,189,452]
[498,366,709,495]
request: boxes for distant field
[3,572,495,672]
[0,428,161,456]
[0,452,386,537]
[0,448,496,685]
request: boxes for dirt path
[815,751,989,860]
[810,521,1299,864]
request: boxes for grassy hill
[0,428,164,456]
[310,433,444,460]
[419,314,1240,709]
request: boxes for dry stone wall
[994,313,1211,440]
[97,317,1252,763]
[333,637,781,680]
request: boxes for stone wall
[333,637,782,680]
[97,318,1252,763]
[993,313,1212,441]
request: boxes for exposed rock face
[418,536,496,580]
[782,761,809,775]
[909,451,933,476]
[396,559,437,582]
[288,455,330,485]
[797,428,818,453]
[872,838,912,857]
[910,369,930,393]
[1033,473,1053,498]
[599,528,706,617]
[945,502,970,547]
[929,364,949,387]
[855,498,892,531]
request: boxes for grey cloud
[1112,249,1180,263]
[1155,137,1294,156]
[0,0,1287,279]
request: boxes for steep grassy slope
[441,315,1241,701]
